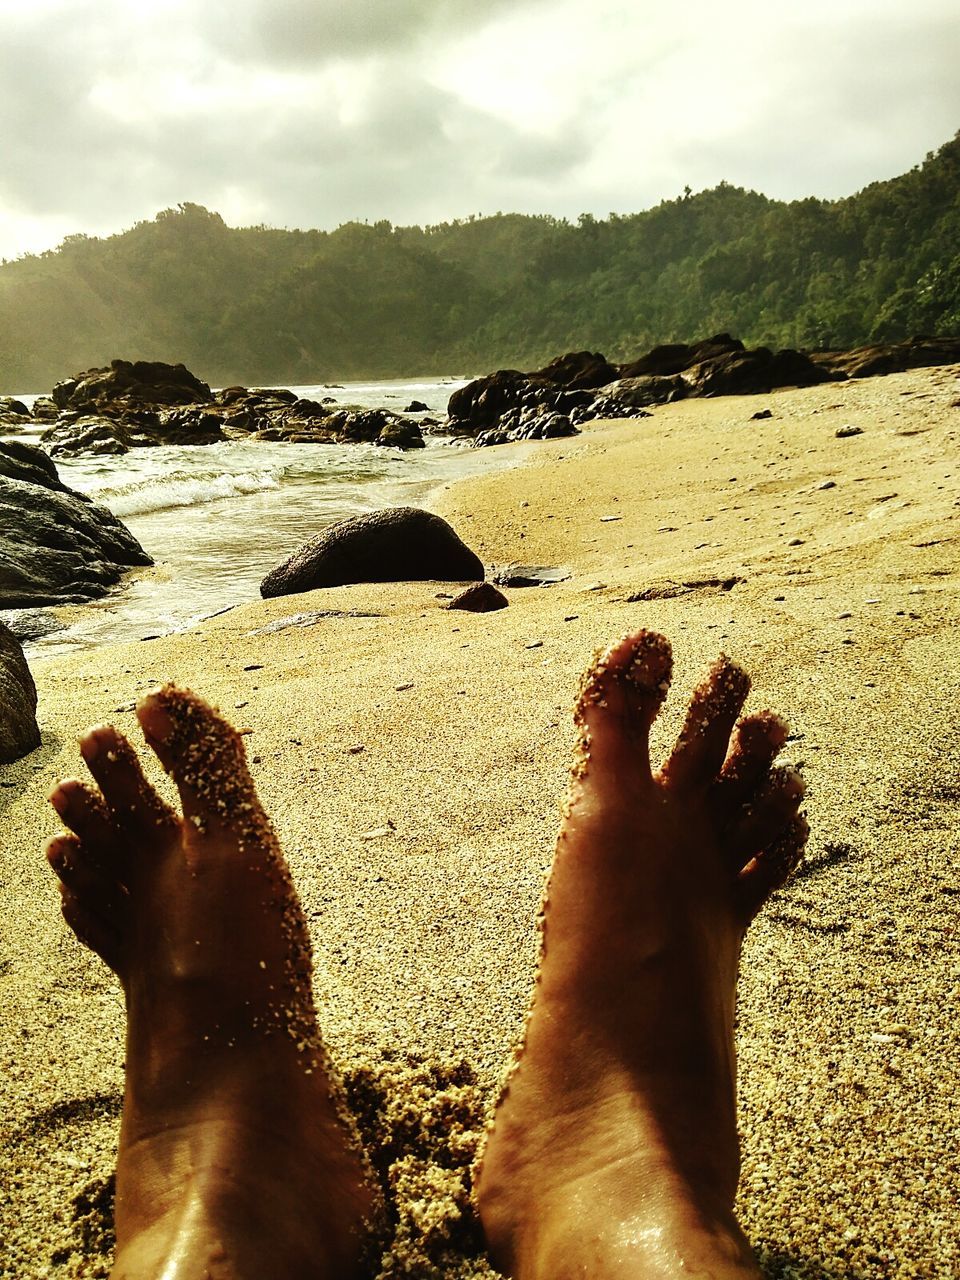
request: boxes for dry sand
[2,364,959,1278]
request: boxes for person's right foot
[47,687,378,1280]
[475,631,808,1280]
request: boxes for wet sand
[2,364,959,1278]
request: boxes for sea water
[1,377,515,658]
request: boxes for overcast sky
[1,0,958,261]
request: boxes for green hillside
[2,132,958,391]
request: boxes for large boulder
[683,346,839,396]
[0,442,152,607]
[618,334,744,378]
[52,359,213,413]
[0,622,40,763]
[41,417,135,457]
[0,397,32,427]
[260,507,484,597]
[446,370,530,433]
[528,350,619,389]
[594,375,688,409]
[811,335,960,379]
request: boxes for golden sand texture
[2,364,959,1277]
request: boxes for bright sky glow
[0,0,957,260]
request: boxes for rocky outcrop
[0,622,41,763]
[0,442,152,608]
[618,334,745,378]
[683,346,839,397]
[528,350,619,389]
[446,334,857,443]
[446,370,531,434]
[447,348,659,443]
[52,359,213,413]
[260,507,484,597]
[810,335,960,379]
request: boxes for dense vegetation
[1,133,958,391]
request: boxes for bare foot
[475,631,808,1280]
[47,687,378,1280]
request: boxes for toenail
[137,692,174,743]
[46,843,65,869]
[48,788,69,817]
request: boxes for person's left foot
[47,687,378,1280]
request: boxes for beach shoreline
[3,364,959,1277]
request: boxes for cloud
[0,0,956,258]
[194,0,529,66]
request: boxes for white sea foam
[97,469,282,517]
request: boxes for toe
[47,834,129,922]
[80,724,177,833]
[59,885,124,971]
[722,767,806,871]
[711,711,790,817]
[137,685,265,837]
[573,631,673,784]
[660,655,750,791]
[735,813,810,923]
[49,779,120,865]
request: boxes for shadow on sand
[0,729,64,820]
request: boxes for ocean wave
[94,469,282,517]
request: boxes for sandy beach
[2,364,959,1278]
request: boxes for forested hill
[1,132,958,391]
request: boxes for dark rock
[155,406,226,444]
[570,395,654,426]
[0,397,31,422]
[291,398,329,418]
[30,397,60,422]
[52,359,212,413]
[835,425,863,438]
[376,419,425,449]
[812,336,960,379]
[618,334,744,379]
[553,388,596,414]
[0,442,152,608]
[0,621,40,763]
[751,408,773,420]
[447,370,530,433]
[335,409,387,444]
[528,350,619,389]
[404,400,430,412]
[246,387,298,404]
[490,564,571,587]
[0,440,66,491]
[474,409,577,448]
[684,346,837,397]
[260,507,484,597]
[592,375,687,409]
[42,417,133,457]
[445,582,508,612]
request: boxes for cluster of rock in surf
[0,360,429,458]
[3,335,958,460]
